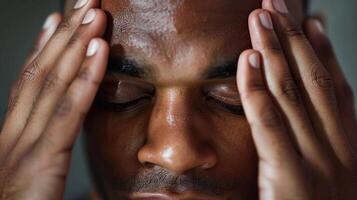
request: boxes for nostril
[202,161,216,169]
[142,162,156,169]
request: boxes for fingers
[237,50,299,168]
[24,13,62,67]
[0,13,61,157]
[304,18,357,154]
[1,0,100,137]
[11,8,107,158]
[0,39,108,199]
[237,50,309,198]
[248,9,334,176]
[262,0,355,168]
[0,0,104,158]
[36,38,108,155]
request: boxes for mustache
[112,166,239,196]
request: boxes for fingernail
[38,14,59,50]
[259,12,273,30]
[249,53,261,69]
[312,19,325,34]
[273,0,289,14]
[74,0,88,9]
[82,9,96,24]
[42,14,55,30]
[87,39,99,56]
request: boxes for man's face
[83,0,304,199]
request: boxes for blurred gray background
[0,0,357,199]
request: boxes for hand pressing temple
[237,0,357,199]
[0,0,356,199]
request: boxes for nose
[137,89,217,174]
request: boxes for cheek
[84,105,152,179]
[209,114,258,183]
[84,104,258,184]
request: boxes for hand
[0,0,108,199]
[237,0,357,199]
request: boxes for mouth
[128,191,227,200]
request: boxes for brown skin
[83,0,303,199]
[0,0,356,200]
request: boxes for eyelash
[99,96,152,112]
[206,96,245,116]
[98,92,244,115]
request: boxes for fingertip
[50,12,63,23]
[86,39,100,57]
[237,49,262,90]
[248,9,266,26]
[86,38,109,57]
[85,38,109,77]
[238,49,261,73]
[261,0,271,10]
[81,9,107,37]
[305,18,325,36]
[239,50,261,67]
[248,51,262,69]
[43,12,62,30]
[90,8,108,27]
[261,0,276,13]
[96,38,110,54]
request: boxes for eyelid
[203,81,241,105]
[99,75,155,103]
[207,91,241,106]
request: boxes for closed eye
[98,95,152,112]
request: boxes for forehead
[67,0,304,81]
[107,1,257,73]
[101,0,304,36]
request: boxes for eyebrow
[107,57,238,80]
[204,60,238,79]
[107,57,149,78]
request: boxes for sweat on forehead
[104,0,257,33]
[102,0,303,40]
[98,0,304,76]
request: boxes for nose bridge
[137,88,217,173]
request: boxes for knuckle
[77,68,100,86]
[285,26,305,38]
[7,95,18,113]
[255,105,282,128]
[66,32,86,51]
[7,84,19,112]
[240,85,265,102]
[40,135,57,153]
[42,74,60,91]
[271,78,301,105]
[283,22,306,41]
[56,16,75,33]
[21,59,46,82]
[42,73,69,92]
[55,97,73,117]
[310,66,334,90]
[260,43,284,56]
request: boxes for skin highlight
[1,0,356,199]
[81,0,304,199]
